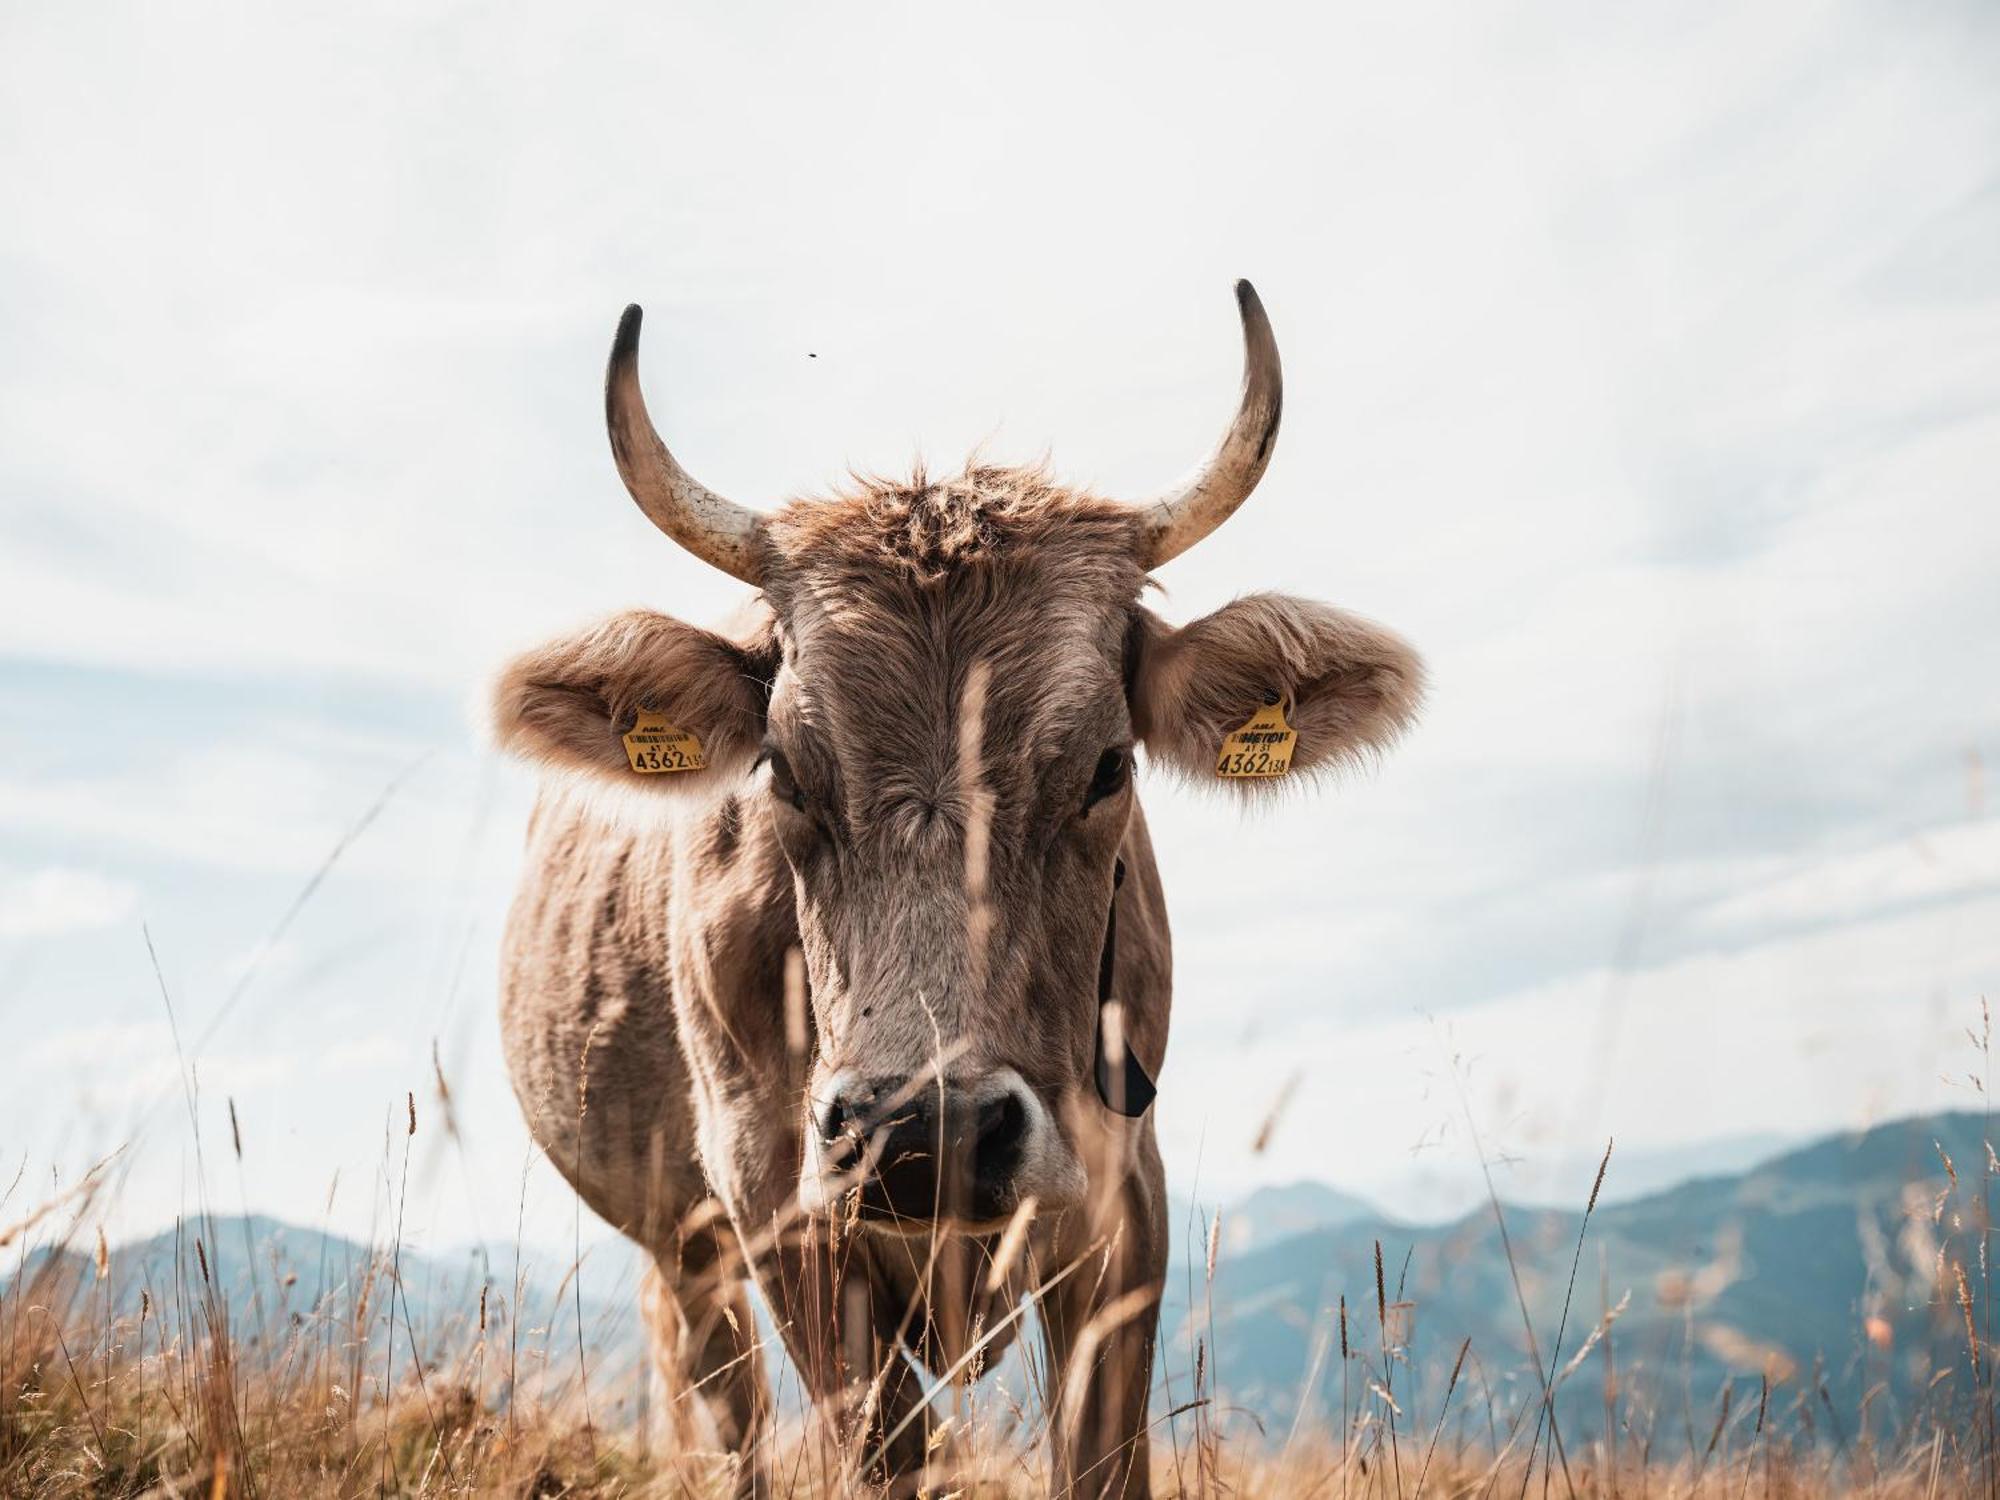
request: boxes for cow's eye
[1084,746,1129,810]
[764,748,809,813]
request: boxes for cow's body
[492,286,1421,1497]
[503,768,1173,1491]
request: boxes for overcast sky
[4,0,1999,1252]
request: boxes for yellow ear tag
[1216,697,1297,779]
[622,710,707,774]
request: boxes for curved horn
[1138,280,1284,569]
[605,305,766,585]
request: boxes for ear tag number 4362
[623,710,706,774]
[1216,696,1296,779]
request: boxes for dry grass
[9,955,1995,1498]
[6,1102,1999,1500]
[0,1256,1988,1500]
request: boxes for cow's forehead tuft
[763,463,1146,589]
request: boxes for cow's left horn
[605,305,767,585]
[1137,280,1283,569]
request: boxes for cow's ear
[1130,594,1423,791]
[491,607,775,793]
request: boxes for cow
[491,282,1423,1497]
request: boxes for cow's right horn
[1135,280,1284,569]
[605,305,767,585]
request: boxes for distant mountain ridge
[11,1211,653,1393]
[1165,1180,1381,1262]
[1160,1111,1997,1437]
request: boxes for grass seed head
[1588,1137,1613,1214]
[1374,1239,1387,1329]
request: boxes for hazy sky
[4,0,1999,1251]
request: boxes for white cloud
[220,938,298,984]
[24,1020,296,1109]
[321,1035,407,1072]
[1,0,1998,1241]
[1692,818,2000,938]
[0,737,508,887]
[25,1020,166,1070]
[0,867,138,940]
[1168,885,2000,1220]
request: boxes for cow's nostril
[819,1095,850,1146]
[817,1078,877,1163]
[974,1088,1029,1189]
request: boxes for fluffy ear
[491,607,775,793]
[1131,594,1423,789]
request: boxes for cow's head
[494,284,1422,1232]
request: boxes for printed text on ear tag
[622,710,707,774]
[1216,697,1297,779]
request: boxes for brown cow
[492,283,1422,1497]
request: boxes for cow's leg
[641,1208,770,1497]
[739,1213,943,1495]
[692,1053,944,1493]
[1038,1131,1169,1500]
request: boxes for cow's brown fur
[495,463,1422,1497]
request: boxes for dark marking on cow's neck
[595,845,632,932]
[578,964,612,1025]
[1094,856,1157,1117]
[706,795,744,863]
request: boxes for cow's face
[491,287,1424,1231]
[755,482,1147,1228]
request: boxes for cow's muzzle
[801,1068,1062,1230]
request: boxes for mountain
[1160,1112,1998,1441]
[10,1213,651,1390]
[1472,1129,1806,1211]
[1217,1181,1380,1255]
[1164,1179,1385,1272]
